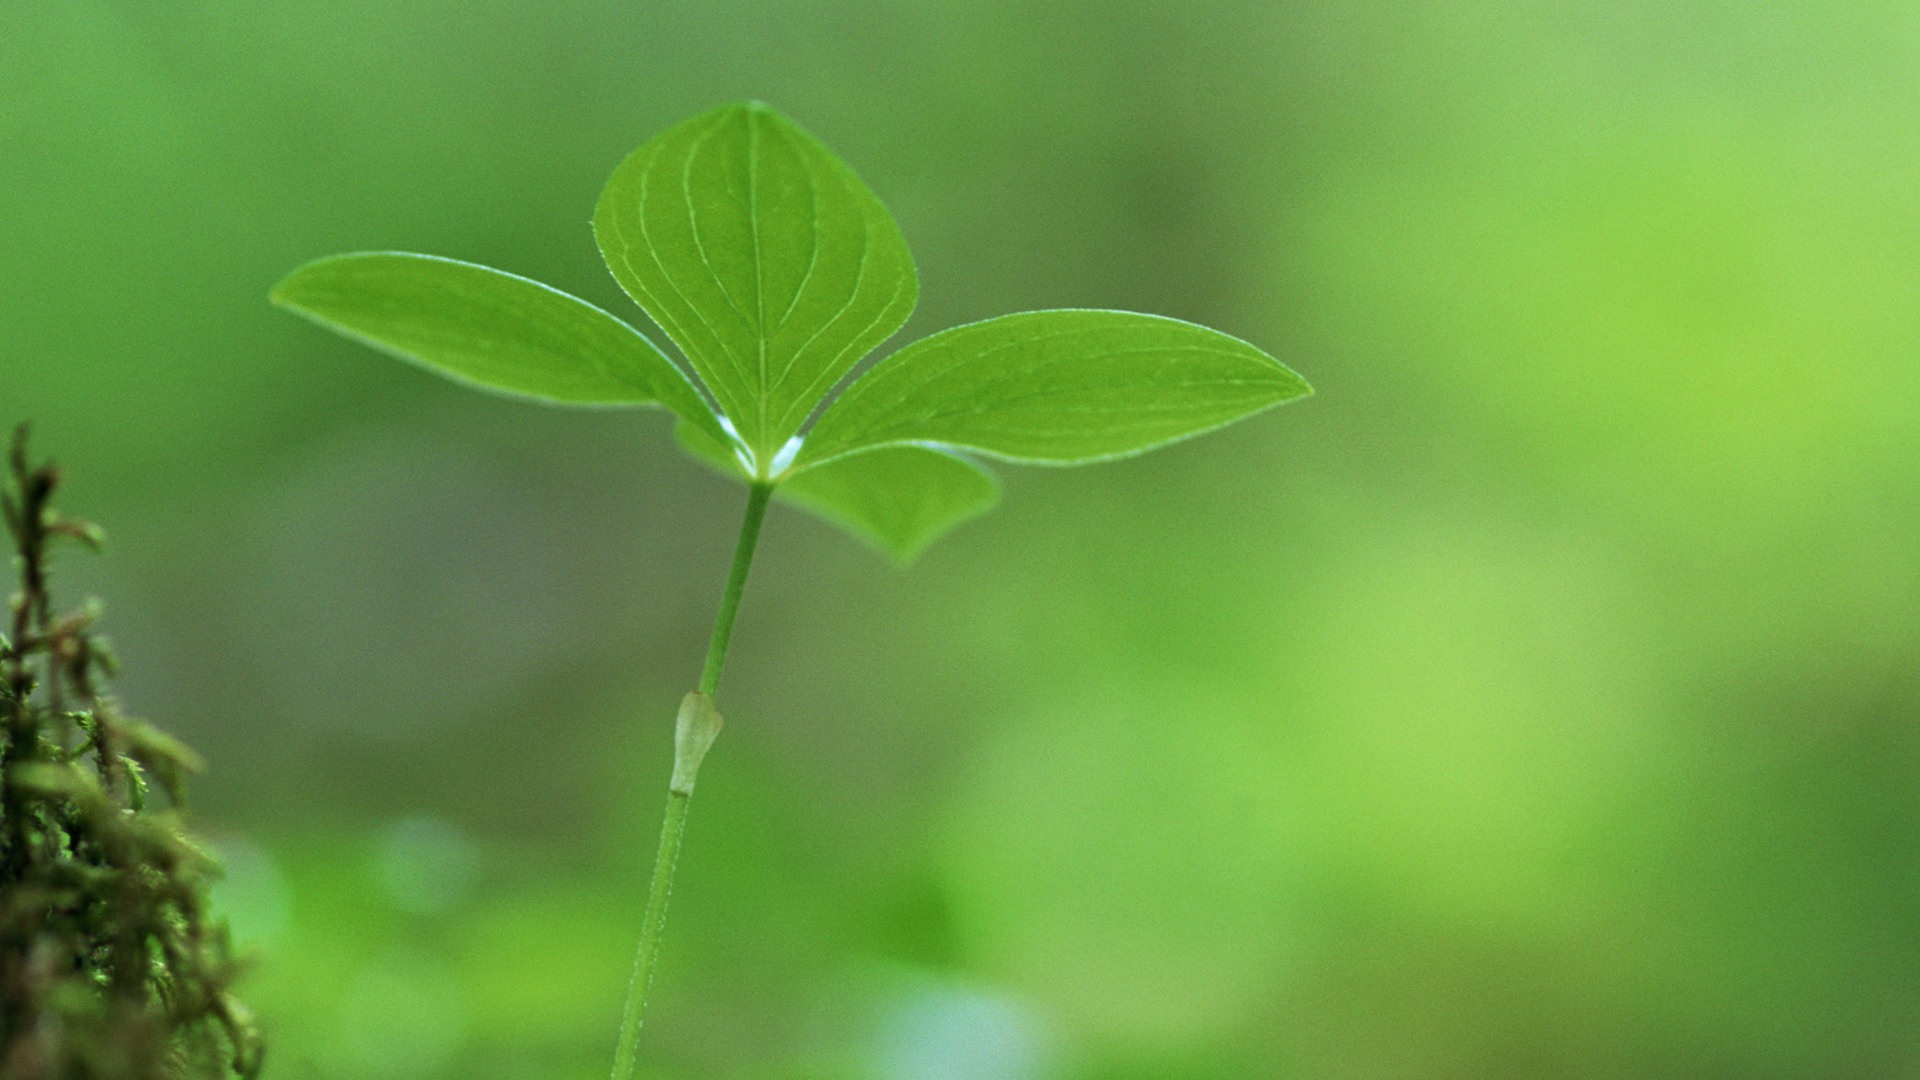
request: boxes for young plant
[271,102,1310,1073]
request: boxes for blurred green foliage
[4,3,1917,1078]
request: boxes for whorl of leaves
[0,427,261,1079]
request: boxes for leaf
[780,446,1000,563]
[674,421,996,562]
[797,310,1311,468]
[272,252,728,442]
[673,417,754,480]
[594,102,918,469]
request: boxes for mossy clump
[1,427,262,1079]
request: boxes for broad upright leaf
[797,310,1311,468]
[780,447,1000,563]
[673,420,999,563]
[594,102,918,468]
[272,253,727,442]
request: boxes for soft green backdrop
[5,3,1918,1078]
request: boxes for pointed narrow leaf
[272,252,728,442]
[797,310,1310,468]
[780,447,1000,563]
[594,102,918,466]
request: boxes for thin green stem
[611,481,774,1080]
[610,789,688,1080]
[700,482,773,696]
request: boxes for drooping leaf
[780,446,1000,563]
[674,420,998,563]
[272,252,728,442]
[673,417,754,480]
[797,310,1311,468]
[594,102,918,468]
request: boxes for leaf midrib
[682,117,756,401]
[823,330,1289,440]
[747,106,769,449]
[620,121,740,418]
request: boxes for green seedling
[271,101,1309,1075]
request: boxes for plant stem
[611,481,774,1080]
[699,482,774,697]
[610,789,689,1080]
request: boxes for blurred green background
[5,3,1919,1077]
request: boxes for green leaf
[594,102,918,469]
[781,447,1000,563]
[674,420,998,563]
[673,417,754,480]
[272,252,727,442]
[797,310,1311,468]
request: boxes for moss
[1,427,262,1079]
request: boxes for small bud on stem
[670,691,723,795]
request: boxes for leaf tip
[265,269,300,308]
[268,253,351,310]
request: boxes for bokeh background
[5,3,1919,1077]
